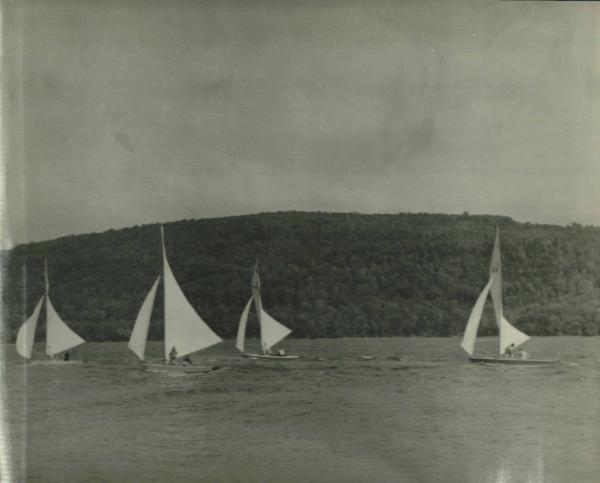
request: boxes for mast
[44,259,51,358]
[44,259,49,299]
[161,225,166,351]
[161,225,170,361]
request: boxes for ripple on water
[4,337,600,482]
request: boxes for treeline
[2,211,600,342]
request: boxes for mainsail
[43,260,85,357]
[15,297,44,359]
[161,227,222,361]
[259,308,292,353]
[45,296,85,357]
[162,254,222,360]
[128,276,160,360]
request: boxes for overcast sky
[4,0,599,247]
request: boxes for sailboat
[15,260,86,364]
[128,226,222,373]
[460,228,558,365]
[235,262,300,360]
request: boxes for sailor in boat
[63,351,70,361]
[277,349,286,357]
[504,343,516,358]
[168,346,178,365]
[167,346,193,366]
[517,348,529,360]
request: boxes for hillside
[2,211,600,342]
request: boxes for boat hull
[143,363,219,374]
[242,353,301,360]
[21,360,84,366]
[469,357,559,365]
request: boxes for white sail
[15,296,44,359]
[162,230,222,360]
[489,227,503,330]
[128,276,160,361]
[45,297,85,356]
[460,278,494,356]
[235,296,254,353]
[259,308,291,353]
[499,316,530,355]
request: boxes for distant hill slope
[2,211,600,342]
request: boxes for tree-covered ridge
[2,211,600,342]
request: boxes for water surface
[4,337,599,482]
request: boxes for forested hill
[3,211,600,342]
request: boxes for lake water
[2,337,599,482]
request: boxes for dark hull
[469,357,559,365]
